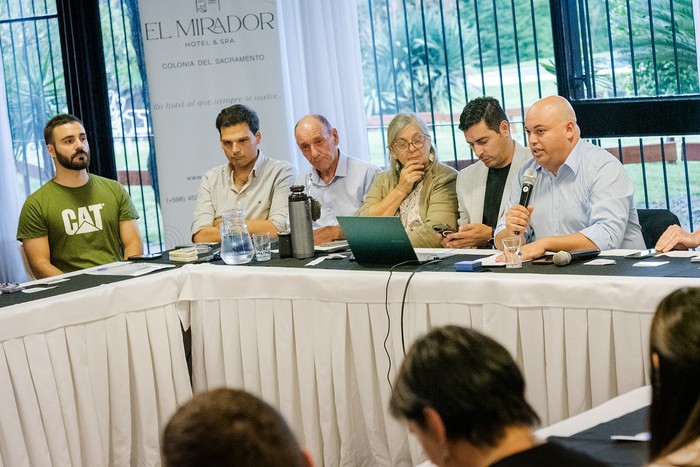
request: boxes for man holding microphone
[494,96,645,260]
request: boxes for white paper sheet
[85,262,176,277]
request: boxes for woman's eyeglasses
[392,134,429,153]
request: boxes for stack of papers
[86,262,175,276]
[169,248,199,262]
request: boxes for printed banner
[137,0,291,247]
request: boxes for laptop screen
[336,216,420,265]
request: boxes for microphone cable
[382,258,441,390]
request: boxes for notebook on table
[315,240,350,253]
[336,216,455,265]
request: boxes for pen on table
[45,278,69,284]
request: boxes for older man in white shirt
[294,114,380,245]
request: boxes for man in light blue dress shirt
[495,96,645,260]
[295,114,380,244]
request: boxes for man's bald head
[294,114,333,134]
[294,114,340,179]
[527,95,577,126]
[524,96,580,174]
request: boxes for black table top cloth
[548,407,648,467]
[4,250,700,309]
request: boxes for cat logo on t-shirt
[62,204,105,235]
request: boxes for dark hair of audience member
[162,388,306,467]
[458,96,508,133]
[389,325,539,448]
[215,104,260,135]
[44,114,84,145]
[648,287,700,461]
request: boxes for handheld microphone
[518,168,538,206]
[514,168,538,235]
[552,248,601,266]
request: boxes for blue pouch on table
[454,260,483,272]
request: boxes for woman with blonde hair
[358,113,458,248]
[648,287,700,466]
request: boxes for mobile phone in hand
[432,223,456,237]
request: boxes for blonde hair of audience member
[648,288,700,466]
[162,388,313,467]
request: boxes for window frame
[550,0,700,138]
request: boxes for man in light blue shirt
[495,96,645,260]
[295,114,380,244]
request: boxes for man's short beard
[55,148,90,170]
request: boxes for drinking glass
[252,232,271,262]
[502,236,522,269]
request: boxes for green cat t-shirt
[17,175,139,272]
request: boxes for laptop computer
[336,216,455,265]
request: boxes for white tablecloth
[180,263,699,466]
[0,269,192,467]
[2,260,695,467]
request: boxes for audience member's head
[294,114,340,177]
[390,325,539,465]
[459,97,514,169]
[648,287,700,463]
[162,388,312,467]
[524,95,580,174]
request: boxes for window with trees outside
[3,0,700,246]
[1,0,163,252]
[357,0,700,232]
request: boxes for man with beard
[17,114,142,278]
[294,114,379,245]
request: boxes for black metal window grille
[358,0,700,232]
[1,0,164,252]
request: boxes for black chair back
[637,209,681,249]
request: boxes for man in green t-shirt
[16,114,143,278]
